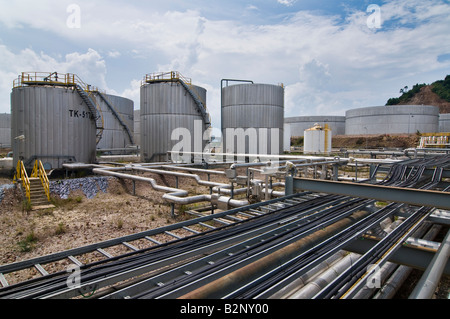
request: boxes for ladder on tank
[178,80,211,128]
[95,92,134,145]
[143,71,211,128]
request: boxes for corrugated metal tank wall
[221,83,284,155]
[0,114,11,148]
[140,81,208,162]
[11,86,97,169]
[439,113,450,133]
[345,105,439,135]
[95,93,134,149]
[134,110,140,147]
[285,116,346,137]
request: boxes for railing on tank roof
[142,71,211,125]
[143,71,192,85]
[13,72,101,92]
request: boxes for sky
[0,0,450,130]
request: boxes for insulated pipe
[269,251,347,299]
[289,253,361,299]
[409,229,450,299]
[352,261,398,299]
[92,166,249,208]
[179,210,370,299]
[374,224,442,299]
[132,166,229,188]
[161,165,226,176]
[92,167,184,195]
[229,159,309,170]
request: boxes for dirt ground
[0,171,227,272]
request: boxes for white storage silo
[304,124,332,154]
[11,72,99,169]
[140,72,211,162]
[221,83,284,156]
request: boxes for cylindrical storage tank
[439,113,450,133]
[285,116,345,137]
[304,124,332,154]
[221,83,284,155]
[95,93,134,149]
[11,86,97,169]
[345,105,439,135]
[134,110,140,147]
[0,113,11,148]
[140,81,209,162]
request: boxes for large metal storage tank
[439,113,450,133]
[0,113,11,148]
[134,110,140,147]
[345,105,439,135]
[285,116,345,137]
[140,72,210,162]
[95,93,134,149]
[221,83,284,156]
[11,75,97,169]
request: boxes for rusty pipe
[179,210,370,299]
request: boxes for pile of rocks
[0,184,15,204]
[50,176,110,199]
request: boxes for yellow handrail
[143,71,210,123]
[13,72,101,92]
[31,160,51,201]
[143,71,192,85]
[13,160,31,201]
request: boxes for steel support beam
[344,236,450,276]
[285,177,450,210]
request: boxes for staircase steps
[28,178,54,210]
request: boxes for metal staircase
[177,80,211,128]
[14,160,54,210]
[95,92,134,145]
[75,85,104,144]
[143,71,211,128]
[28,178,51,208]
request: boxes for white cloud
[108,50,121,58]
[277,0,297,7]
[0,0,449,127]
[0,46,110,112]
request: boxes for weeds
[55,222,66,235]
[22,199,32,212]
[17,231,38,252]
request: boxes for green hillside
[431,75,450,102]
[386,75,450,106]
